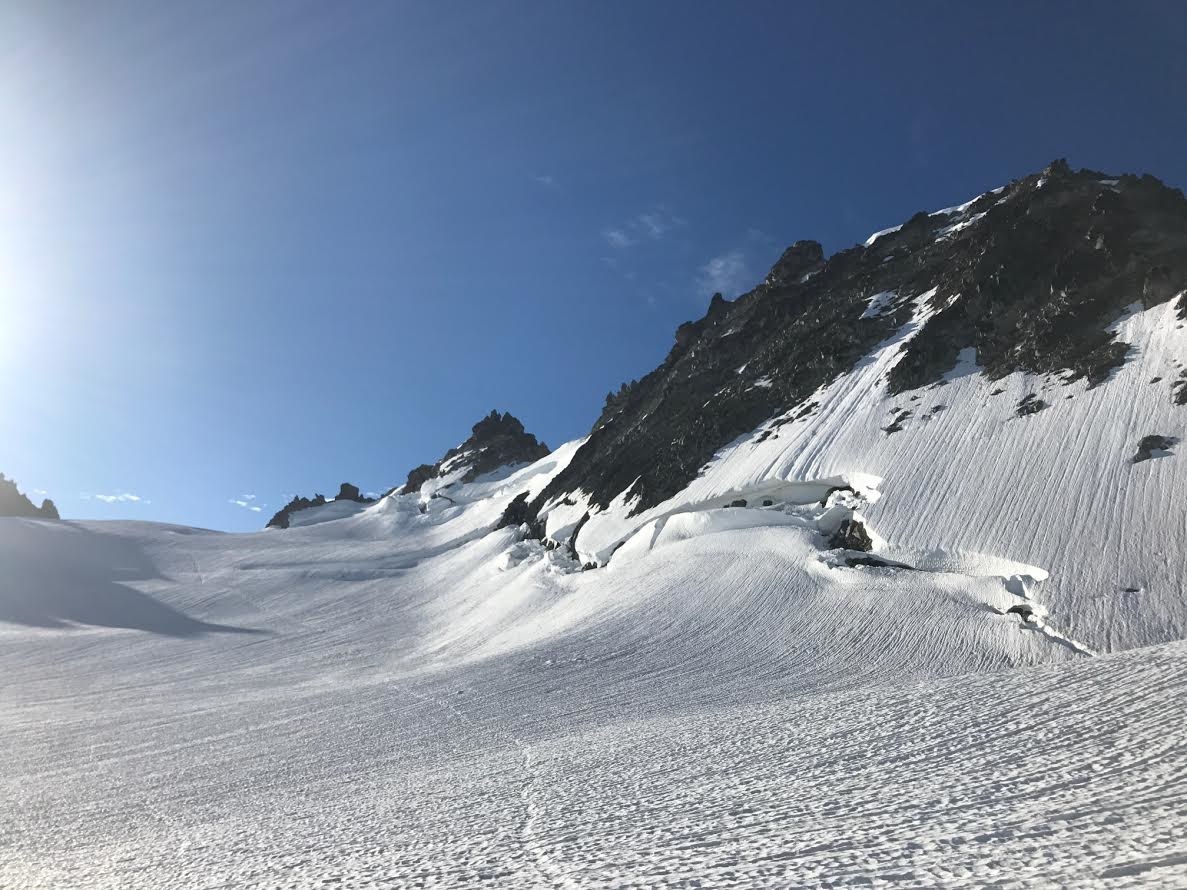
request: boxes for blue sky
[2,0,1186,530]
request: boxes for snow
[284,497,370,527]
[863,223,902,247]
[3,495,1186,887]
[863,186,1005,247]
[564,295,1187,655]
[3,296,1187,885]
[860,289,898,319]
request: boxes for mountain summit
[532,161,1187,519]
[399,410,551,497]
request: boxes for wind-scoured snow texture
[549,297,1187,654]
[533,164,1187,655]
[2,467,1186,887]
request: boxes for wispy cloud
[603,227,636,248]
[82,492,148,504]
[602,207,687,249]
[697,249,752,297]
[531,173,558,188]
[230,494,263,513]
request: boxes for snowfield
[4,244,1187,885]
[3,453,1186,886]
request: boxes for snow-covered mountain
[3,161,1187,888]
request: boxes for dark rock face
[496,492,546,540]
[401,410,549,496]
[266,494,326,529]
[764,240,825,287]
[1016,394,1048,417]
[531,163,1187,518]
[567,511,592,559]
[0,474,59,520]
[335,482,367,502]
[829,518,874,552]
[402,464,437,496]
[1132,434,1178,463]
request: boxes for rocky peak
[400,410,550,496]
[0,473,59,520]
[764,240,825,288]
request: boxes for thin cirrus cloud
[602,208,687,249]
[696,249,752,298]
[230,494,263,513]
[531,173,558,188]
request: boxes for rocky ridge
[0,474,59,520]
[528,161,1187,520]
[265,411,549,528]
[396,410,550,498]
[266,482,374,529]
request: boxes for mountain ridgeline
[529,160,1187,519]
[269,161,1187,533]
[399,410,550,495]
[267,411,550,528]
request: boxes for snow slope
[3,427,1187,886]
[543,298,1187,656]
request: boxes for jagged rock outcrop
[528,162,1187,519]
[400,411,549,497]
[829,518,874,552]
[1006,604,1036,624]
[0,474,59,520]
[335,482,367,502]
[764,240,825,287]
[266,483,373,529]
[496,492,546,540]
[267,494,326,529]
[268,412,548,528]
[1132,434,1178,463]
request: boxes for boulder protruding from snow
[0,474,59,520]
[1132,434,1178,463]
[1006,604,1036,624]
[829,518,874,552]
